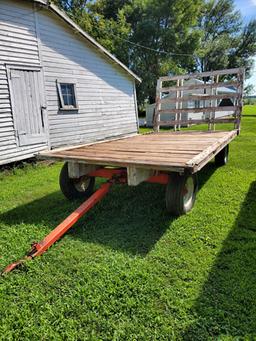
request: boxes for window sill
[58,108,79,115]
[59,107,79,111]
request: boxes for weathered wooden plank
[0,33,37,45]
[68,162,97,178]
[41,152,189,169]
[153,79,162,132]
[159,118,235,126]
[153,68,244,132]
[127,166,154,186]
[0,143,17,152]
[189,131,237,172]
[158,106,236,115]
[68,150,196,162]
[159,93,239,104]
[235,69,244,132]
[92,140,215,147]
[49,115,137,127]
[0,10,35,27]
[47,133,138,153]
[0,94,10,100]
[0,24,36,37]
[0,39,38,52]
[160,81,239,93]
[0,50,39,60]
[40,130,236,174]
[88,146,200,154]
[0,135,15,143]
[39,153,187,173]
[0,55,40,64]
[49,132,131,146]
[0,0,35,15]
[58,149,192,163]
[0,144,47,165]
[48,124,137,136]
[159,68,243,82]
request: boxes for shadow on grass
[183,181,256,339]
[0,162,216,257]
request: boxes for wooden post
[127,166,154,186]
[68,162,97,178]
[236,68,244,134]
[153,79,162,132]
[174,79,179,131]
[208,77,213,131]
[178,79,183,131]
[213,74,219,131]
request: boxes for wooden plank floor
[40,130,237,173]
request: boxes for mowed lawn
[0,106,256,340]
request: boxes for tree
[125,0,202,104]
[53,0,202,106]
[53,0,256,106]
[197,0,256,81]
[97,0,202,104]
[53,0,132,65]
[228,20,256,77]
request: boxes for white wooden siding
[37,9,138,147]
[0,0,138,165]
[0,0,46,165]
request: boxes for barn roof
[31,0,141,82]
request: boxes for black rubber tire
[215,145,229,167]
[59,162,95,200]
[165,173,198,216]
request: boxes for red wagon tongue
[3,261,22,274]
[2,258,29,274]
[1,181,113,275]
[1,169,169,276]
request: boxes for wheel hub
[73,176,91,192]
[183,177,194,210]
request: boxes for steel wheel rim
[74,176,91,192]
[183,177,194,210]
[224,151,228,163]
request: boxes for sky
[234,0,256,93]
[235,0,256,22]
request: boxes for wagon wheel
[59,162,95,200]
[215,145,229,167]
[165,173,198,216]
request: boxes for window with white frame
[57,81,78,110]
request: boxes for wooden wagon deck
[40,130,237,174]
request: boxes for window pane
[60,84,68,95]
[60,83,76,108]
[66,86,72,95]
[63,94,69,106]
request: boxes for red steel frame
[2,168,169,274]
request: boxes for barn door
[8,67,47,146]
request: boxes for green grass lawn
[0,105,256,340]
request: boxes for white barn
[0,0,141,166]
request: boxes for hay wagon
[2,68,244,274]
[40,68,244,215]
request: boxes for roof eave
[41,2,141,83]
[33,0,48,5]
